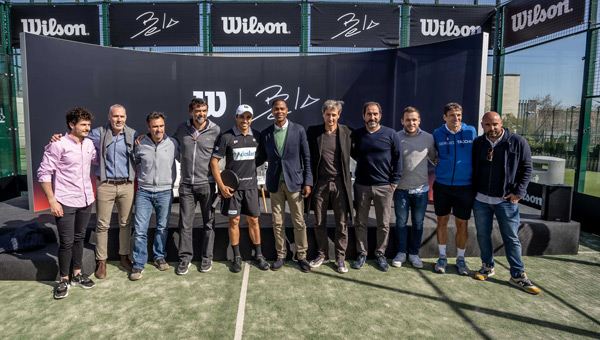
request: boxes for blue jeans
[393,189,428,255]
[132,188,173,270]
[473,199,524,278]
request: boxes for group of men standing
[38,98,540,299]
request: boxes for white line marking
[234,261,250,340]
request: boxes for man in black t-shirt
[210,104,268,273]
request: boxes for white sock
[438,245,446,257]
[457,248,466,258]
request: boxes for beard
[367,119,379,128]
[194,116,207,126]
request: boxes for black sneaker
[376,253,389,272]
[200,258,213,273]
[271,257,285,271]
[176,261,191,275]
[352,253,367,270]
[232,256,242,273]
[154,258,169,271]
[254,255,269,271]
[298,259,311,273]
[71,272,95,289]
[54,278,70,299]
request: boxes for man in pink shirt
[38,107,98,299]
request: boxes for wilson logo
[511,0,574,33]
[221,16,291,35]
[233,147,256,161]
[420,19,481,37]
[21,18,89,37]
[192,91,227,118]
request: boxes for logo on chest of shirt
[233,147,256,161]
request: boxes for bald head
[481,111,503,141]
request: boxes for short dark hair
[271,99,287,107]
[443,102,462,115]
[362,101,382,115]
[189,98,208,112]
[66,107,94,130]
[146,111,166,123]
[402,106,420,119]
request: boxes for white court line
[234,261,250,340]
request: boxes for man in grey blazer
[256,99,313,272]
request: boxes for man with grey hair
[50,104,138,279]
[306,100,354,273]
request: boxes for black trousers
[55,204,92,277]
[178,183,217,262]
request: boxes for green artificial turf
[1,235,599,340]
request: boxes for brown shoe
[119,255,133,272]
[95,259,107,279]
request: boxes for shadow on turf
[536,255,600,267]
[309,270,600,338]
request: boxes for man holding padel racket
[210,104,269,273]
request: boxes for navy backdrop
[22,33,485,211]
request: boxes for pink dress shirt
[37,133,98,208]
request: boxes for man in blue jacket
[256,99,313,272]
[432,102,476,275]
[472,111,540,294]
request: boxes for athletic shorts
[433,181,474,220]
[221,188,261,217]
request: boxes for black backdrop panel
[22,33,484,211]
[210,3,301,46]
[409,6,495,49]
[310,4,399,48]
[10,5,100,48]
[504,0,585,48]
[109,3,200,47]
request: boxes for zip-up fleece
[173,119,220,185]
[433,122,476,186]
[135,135,179,192]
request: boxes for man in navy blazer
[256,99,313,272]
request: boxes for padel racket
[220,169,240,191]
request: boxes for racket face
[221,169,240,190]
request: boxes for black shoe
[352,254,367,270]
[271,257,285,271]
[254,255,269,271]
[71,272,95,289]
[232,256,242,273]
[176,261,191,275]
[376,253,389,272]
[298,259,311,273]
[54,278,70,299]
[200,258,213,273]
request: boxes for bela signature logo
[254,85,320,121]
[131,12,179,39]
[331,13,380,40]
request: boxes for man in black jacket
[472,111,540,294]
[306,100,353,274]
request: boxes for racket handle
[212,195,221,209]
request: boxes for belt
[98,177,130,185]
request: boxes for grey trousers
[178,183,217,262]
[354,183,394,256]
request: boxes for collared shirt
[274,119,289,181]
[476,130,507,205]
[38,133,97,208]
[88,128,130,179]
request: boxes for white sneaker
[408,254,423,269]
[391,252,407,267]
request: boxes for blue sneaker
[352,253,367,270]
[434,255,447,274]
[456,256,471,276]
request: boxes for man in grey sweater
[392,107,436,269]
[130,112,179,281]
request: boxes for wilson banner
[210,3,302,46]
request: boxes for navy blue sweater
[351,126,402,186]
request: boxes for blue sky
[495,33,586,108]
